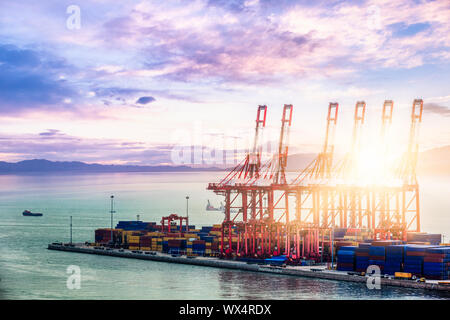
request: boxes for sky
[0,0,449,166]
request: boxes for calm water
[0,172,449,300]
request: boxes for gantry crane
[207,98,424,262]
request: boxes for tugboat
[22,210,43,217]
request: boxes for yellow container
[141,247,151,251]
[129,246,139,250]
[147,232,162,236]
[395,272,412,279]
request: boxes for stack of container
[116,221,157,231]
[167,239,186,254]
[403,245,434,276]
[423,247,450,280]
[407,233,441,245]
[332,228,347,240]
[201,226,213,233]
[337,246,356,271]
[385,245,406,275]
[209,225,222,237]
[192,240,206,255]
[151,237,162,251]
[169,225,196,232]
[95,229,121,244]
[369,245,386,272]
[128,235,140,250]
[336,241,358,253]
[139,235,152,251]
[355,243,370,272]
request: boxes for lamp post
[110,195,116,246]
[186,196,189,231]
[70,216,72,244]
[331,227,334,269]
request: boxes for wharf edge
[48,243,450,293]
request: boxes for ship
[206,200,223,211]
[206,200,239,214]
[22,210,43,217]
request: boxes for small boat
[22,210,43,217]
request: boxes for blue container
[369,246,386,256]
[265,258,286,266]
[369,260,385,266]
[340,246,357,252]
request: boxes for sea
[0,172,449,300]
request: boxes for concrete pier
[48,243,450,293]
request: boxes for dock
[48,243,450,293]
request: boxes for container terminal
[49,99,450,292]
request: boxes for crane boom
[273,104,293,185]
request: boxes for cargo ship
[206,200,238,214]
[22,210,43,217]
[206,200,222,211]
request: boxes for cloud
[136,96,156,105]
[39,129,62,137]
[424,103,450,117]
[0,44,78,113]
[83,0,449,86]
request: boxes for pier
[48,243,450,293]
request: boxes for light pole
[331,227,334,269]
[70,216,72,244]
[110,195,116,246]
[186,196,189,231]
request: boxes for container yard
[48,99,450,292]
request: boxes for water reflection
[217,270,450,300]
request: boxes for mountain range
[0,146,448,175]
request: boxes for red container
[337,262,354,268]
[372,240,401,247]
[424,258,446,263]
[406,251,426,257]
[356,252,369,257]
[168,239,183,247]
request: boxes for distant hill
[0,146,448,174]
[0,159,223,173]
[286,153,317,172]
[286,146,450,175]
